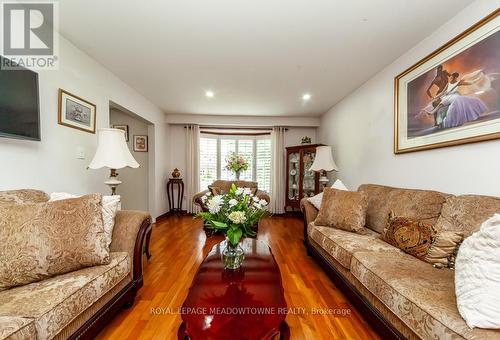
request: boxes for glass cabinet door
[288,152,300,202]
[302,150,316,198]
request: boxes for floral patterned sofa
[301,184,500,340]
[0,190,151,340]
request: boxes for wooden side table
[167,178,184,216]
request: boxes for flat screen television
[0,56,40,141]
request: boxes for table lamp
[88,128,140,195]
[309,146,339,189]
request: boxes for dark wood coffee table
[178,238,289,339]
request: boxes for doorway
[109,102,152,212]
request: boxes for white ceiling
[59,0,473,117]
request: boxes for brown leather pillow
[0,194,110,290]
[315,188,368,234]
[208,186,222,196]
[381,213,463,268]
[425,231,464,269]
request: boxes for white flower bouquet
[196,184,270,247]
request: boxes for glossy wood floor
[97,215,380,340]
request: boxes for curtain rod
[183,126,288,131]
[200,131,271,136]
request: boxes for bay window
[199,134,272,193]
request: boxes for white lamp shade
[309,146,338,172]
[88,128,140,169]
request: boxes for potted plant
[225,152,249,180]
[196,184,270,269]
[301,136,312,144]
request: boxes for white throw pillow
[307,179,348,210]
[49,192,121,247]
[455,213,500,329]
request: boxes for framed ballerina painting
[394,10,499,154]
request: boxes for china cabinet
[285,144,323,211]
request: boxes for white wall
[165,114,320,127]
[109,108,149,211]
[284,127,317,148]
[0,34,170,218]
[318,0,500,197]
[168,123,317,208]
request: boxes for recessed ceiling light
[205,90,215,98]
[302,93,312,101]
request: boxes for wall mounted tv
[0,56,41,141]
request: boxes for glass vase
[222,241,245,269]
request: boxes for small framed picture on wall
[58,89,96,133]
[113,124,129,141]
[133,135,148,152]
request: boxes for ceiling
[59,0,473,117]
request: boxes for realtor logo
[1,1,59,69]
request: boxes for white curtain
[185,124,200,213]
[270,126,286,214]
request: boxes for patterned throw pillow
[0,194,110,290]
[308,179,348,210]
[381,213,464,268]
[49,192,120,247]
[0,189,48,206]
[381,214,436,258]
[315,188,368,234]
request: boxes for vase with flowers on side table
[225,152,248,181]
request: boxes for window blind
[199,137,218,190]
[199,134,272,192]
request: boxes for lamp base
[319,170,329,190]
[104,169,122,195]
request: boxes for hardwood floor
[97,215,380,340]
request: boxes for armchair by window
[193,180,271,212]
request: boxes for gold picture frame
[58,89,96,134]
[133,135,148,152]
[394,10,499,154]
